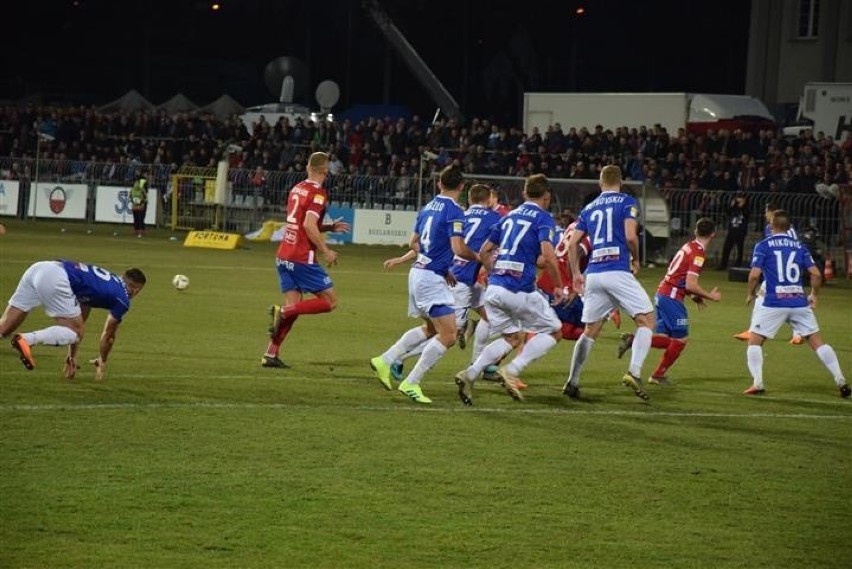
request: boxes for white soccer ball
[172,274,190,290]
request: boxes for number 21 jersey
[576,191,638,274]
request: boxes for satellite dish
[263,56,309,103]
[315,80,340,112]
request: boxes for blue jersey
[750,235,815,308]
[763,223,797,240]
[576,191,638,274]
[451,205,502,285]
[61,261,131,320]
[412,195,465,276]
[486,201,556,293]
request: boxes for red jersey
[657,240,706,301]
[537,222,591,295]
[275,179,327,264]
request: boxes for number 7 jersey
[276,179,328,264]
[576,190,639,274]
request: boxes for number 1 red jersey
[657,240,706,301]
[275,179,328,264]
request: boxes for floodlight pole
[32,134,40,220]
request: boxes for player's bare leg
[0,305,29,338]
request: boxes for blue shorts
[276,259,333,294]
[654,294,689,339]
[545,291,584,327]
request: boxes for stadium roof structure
[157,93,199,113]
[98,89,156,113]
[201,94,245,121]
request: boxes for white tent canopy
[201,94,245,121]
[157,93,199,113]
[98,89,155,113]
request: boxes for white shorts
[749,304,819,339]
[581,271,653,323]
[484,285,561,336]
[9,261,81,318]
[452,281,485,323]
[407,268,455,319]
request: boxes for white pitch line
[0,401,850,419]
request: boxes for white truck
[783,82,852,144]
[523,92,776,137]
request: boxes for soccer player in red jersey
[617,218,721,384]
[262,152,351,368]
[536,218,591,341]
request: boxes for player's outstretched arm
[384,248,417,270]
[685,274,721,303]
[92,314,121,382]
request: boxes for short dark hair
[524,173,550,198]
[695,217,716,237]
[124,268,147,285]
[439,165,464,190]
[468,183,491,205]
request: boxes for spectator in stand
[718,192,750,270]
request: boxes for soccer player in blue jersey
[380,184,502,379]
[370,165,478,404]
[562,164,655,400]
[450,184,504,364]
[0,260,146,380]
[734,201,802,344]
[743,210,849,397]
[454,173,564,404]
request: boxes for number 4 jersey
[751,235,815,308]
[276,179,328,264]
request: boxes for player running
[562,165,656,400]
[263,152,351,368]
[370,165,478,404]
[743,210,849,397]
[454,173,564,404]
[616,218,721,384]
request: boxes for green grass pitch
[1,219,850,568]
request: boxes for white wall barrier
[352,209,416,245]
[0,180,20,217]
[95,185,158,225]
[28,183,88,220]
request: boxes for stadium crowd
[1,104,850,194]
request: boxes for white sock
[629,326,653,377]
[382,326,428,365]
[465,337,513,380]
[747,345,764,389]
[403,337,448,385]
[506,334,557,376]
[567,334,595,387]
[24,326,80,347]
[398,339,428,363]
[472,319,491,362]
[816,345,846,385]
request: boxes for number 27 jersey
[276,179,327,264]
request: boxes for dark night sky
[2,0,752,125]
